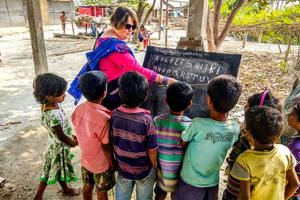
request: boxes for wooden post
[177,0,208,51]
[165,0,169,48]
[26,0,48,75]
[158,0,163,40]
[71,19,75,35]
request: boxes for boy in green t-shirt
[174,75,242,200]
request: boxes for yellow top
[230,144,296,200]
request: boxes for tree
[206,0,248,51]
[83,0,112,5]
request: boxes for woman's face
[114,16,136,40]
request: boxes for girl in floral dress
[33,73,80,200]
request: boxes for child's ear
[206,95,212,105]
[45,95,52,102]
[103,89,107,99]
[187,100,192,108]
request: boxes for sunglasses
[125,23,136,30]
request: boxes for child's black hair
[245,106,283,144]
[248,91,281,111]
[119,71,148,108]
[79,71,107,102]
[33,73,67,104]
[207,75,242,113]
[166,82,193,112]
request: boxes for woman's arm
[52,125,78,147]
[154,74,177,85]
[108,52,177,85]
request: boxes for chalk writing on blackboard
[142,46,242,118]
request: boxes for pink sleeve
[108,52,157,82]
[97,120,109,145]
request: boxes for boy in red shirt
[72,71,115,200]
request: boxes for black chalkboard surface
[141,46,242,119]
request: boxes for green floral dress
[40,106,77,185]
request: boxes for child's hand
[73,136,78,146]
[72,135,77,141]
[110,161,117,172]
[52,125,78,147]
[70,135,78,147]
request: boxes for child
[136,25,148,51]
[110,71,157,200]
[60,11,67,34]
[141,25,149,50]
[174,75,242,200]
[71,71,115,200]
[230,106,299,199]
[33,73,79,200]
[154,82,193,200]
[223,90,282,200]
[287,102,300,200]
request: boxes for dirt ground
[0,25,298,200]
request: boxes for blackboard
[141,46,242,118]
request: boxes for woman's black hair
[33,73,67,104]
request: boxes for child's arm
[238,180,250,200]
[103,144,116,171]
[148,149,157,168]
[181,140,188,147]
[285,168,299,200]
[52,125,78,147]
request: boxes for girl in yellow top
[230,106,299,200]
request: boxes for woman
[69,6,176,110]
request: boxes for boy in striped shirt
[110,71,158,200]
[154,82,193,200]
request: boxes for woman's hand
[167,77,177,85]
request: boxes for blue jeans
[115,168,155,200]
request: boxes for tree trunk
[206,0,247,51]
[277,43,282,54]
[136,0,145,23]
[215,0,247,50]
[142,0,156,26]
[258,31,263,43]
[242,33,247,48]
[132,0,145,44]
[284,38,292,64]
[213,0,222,43]
[206,6,216,51]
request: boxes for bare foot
[62,187,81,196]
